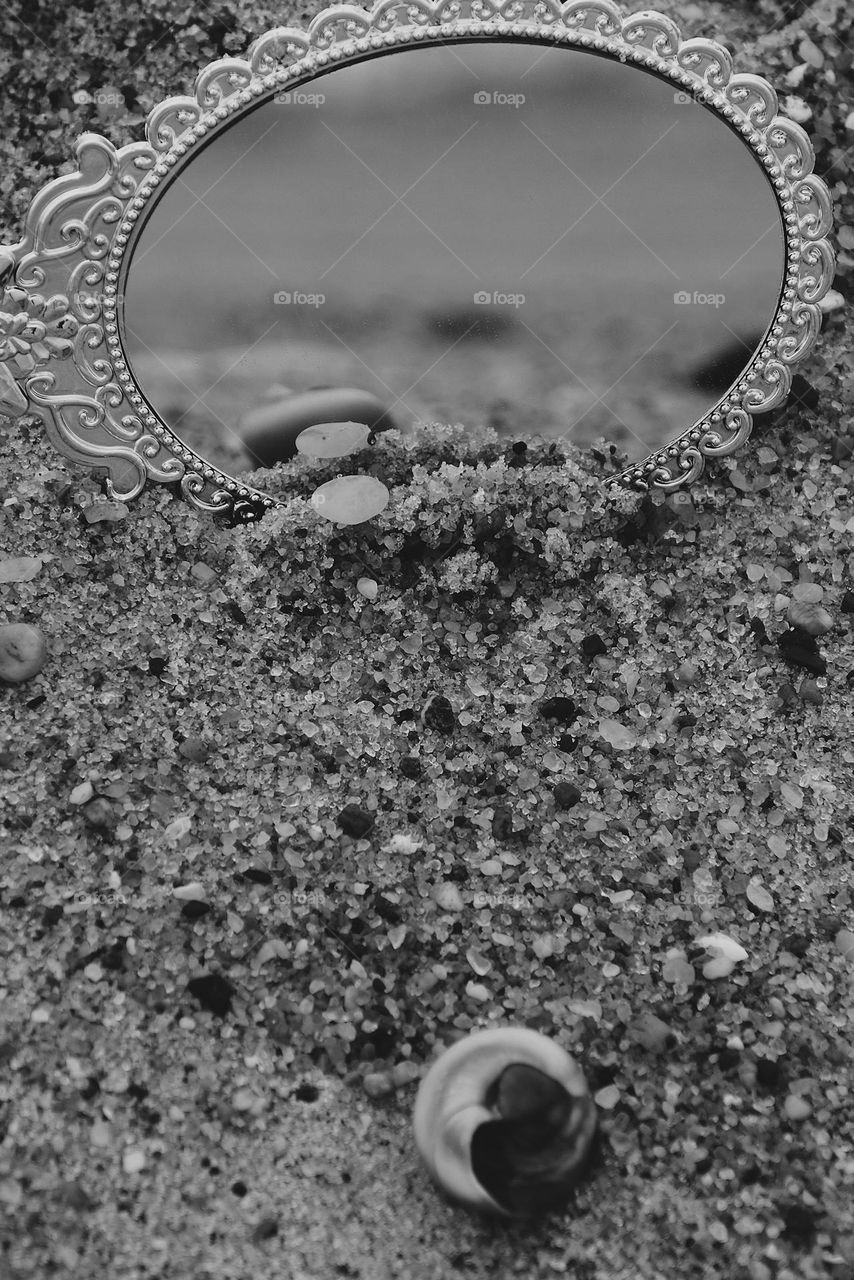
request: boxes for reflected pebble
[311,475,390,526]
[0,623,47,683]
[296,420,372,458]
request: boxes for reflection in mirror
[123,42,786,477]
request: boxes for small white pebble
[0,622,47,683]
[356,576,378,600]
[363,1072,394,1098]
[232,1087,256,1111]
[786,599,833,636]
[0,556,42,584]
[83,963,103,982]
[818,288,844,313]
[432,882,464,912]
[190,562,217,585]
[594,1085,620,1110]
[69,780,95,806]
[746,881,775,912]
[82,500,129,524]
[122,1148,146,1174]
[835,928,854,962]
[783,94,811,123]
[465,981,490,1003]
[598,718,637,750]
[784,1095,811,1122]
[172,881,206,902]
[791,582,823,604]
[846,110,854,131]
[703,956,736,980]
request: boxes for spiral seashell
[413,1026,598,1217]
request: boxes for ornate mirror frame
[0,0,835,524]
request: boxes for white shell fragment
[695,932,749,979]
[296,420,373,459]
[310,475,390,525]
[413,1026,597,1217]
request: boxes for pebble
[295,420,372,458]
[818,288,845,313]
[190,562,218,585]
[746,881,775,912]
[356,577,378,600]
[786,599,833,636]
[798,677,822,705]
[178,737,210,763]
[628,1012,675,1053]
[791,582,823,604]
[337,803,374,838]
[465,981,490,1002]
[537,695,578,725]
[598,718,637,750]
[553,780,582,809]
[421,694,456,734]
[122,1148,146,1174]
[241,388,396,466]
[69,780,95,806]
[835,928,854,962]
[783,1095,811,1122]
[593,1085,620,1110]
[0,623,47,683]
[363,1072,394,1098]
[83,798,114,829]
[186,973,235,1018]
[840,589,854,614]
[310,475,390,526]
[173,882,206,902]
[0,556,42,584]
[82,500,129,524]
[391,1061,421,1088]
[662,950,695,985]
[581,633,608,657]
[432,882,464,912]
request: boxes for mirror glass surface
[123,41,786,476]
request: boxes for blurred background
[123,41,786,474]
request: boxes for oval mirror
[0,3,834,523]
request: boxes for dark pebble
[777,682,798,706]
[842,590,854,614]
[778,628,827,675]
[178,737,210,763]
[231,1181,248,1197]
[557,733,578,752]
[181,900,210,920]
[421,694,456,734]
[187,973,235,1018]
[83,798,114,829]
[293,1082,319,1102]
[553,781,582,809]
[781,932,811,957]
[755,1057,786,1089]
[782,1203,818,1243]
[250,1216,279,1243]
[148,655,168,676]
[581,634,608,658]
[399,755,423,779]
[492,805,515,840]
[243,868,272,885]
[538,696,579,726]
[337,803,375,838]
